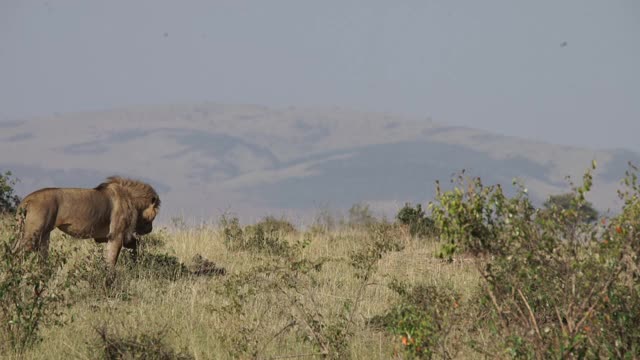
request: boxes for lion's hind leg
[37,232,51,259]
[13,205,56,258]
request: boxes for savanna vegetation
[0,161,639,359]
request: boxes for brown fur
[13,176,160,270]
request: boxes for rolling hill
[1,103,638,224]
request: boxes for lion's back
[20,187,112,237]
[60,189,111,216]
[21,187,110,217]
[19,187,61,210]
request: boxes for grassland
[4,164,639,359]
[1,217,485,360]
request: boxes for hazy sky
[1,1,639,152]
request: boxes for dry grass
[4,222,484,360]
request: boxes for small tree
[0,171,20,214]
[396,203,435,238]
[543,192,598,223]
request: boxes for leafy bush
[371,280,462,359]
[473,161,640,358]
[349,222,405,280]
[396,203,435,238]
[428,170,535,259]
[542,192,599,223]
[0,210,71,354]
[0,170,20,214]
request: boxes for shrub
[371,280,462,359]
[0,170,20,214]
[474,161,640,358]
[220,214,243,247]
[542,192,599,223]
[0,210,71,354]
[396,203,435,238]
[608,161,640,254]
[428,170,535,259]
[349,222,405,281]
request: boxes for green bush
[428,171,535,259]
[396,203,435,238]
[0,171,20,214]
[0,210,71,354]
[371,280,462,359]
[542,192,599,223]
[473,161,640,358]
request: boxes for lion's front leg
[104,233,124,287]
[105,192,135,267]
[106,234,123,268]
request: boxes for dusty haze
[1,1,639,223]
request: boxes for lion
[12,176,160,271]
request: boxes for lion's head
[95,176,161,235]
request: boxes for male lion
[13,176,160,271]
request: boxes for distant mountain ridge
[1,103,638,224]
